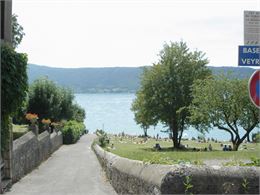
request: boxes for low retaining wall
[93,144,260,194]
[12,131,63,183]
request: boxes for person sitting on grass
[154,143,161,151]
[223,145,228,151]
[208,144,212,151]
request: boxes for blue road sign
[238,45,260,66]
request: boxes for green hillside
[28,64,255,93]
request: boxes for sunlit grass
[105,135,260,165]
[12,124,29,140]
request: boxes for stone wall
[93,144,260,194]
[12,131,63,183]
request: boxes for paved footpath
[6,134,117,195]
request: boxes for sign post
[244,11,260,45]
[238,45,260,66]
[238,11,260,67]
[248,70,260,108]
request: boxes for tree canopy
[12,14,25,48]
[132,41,211,148]
[190,75,259,150]
[131,90,157,136]
[28,78,85,123]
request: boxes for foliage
[71,103,86,123]
[132,41,211,148]
[183,175,193,194]
[13,98,28,124]
[1,43,28,150]
[252,132,260,143]
[28,78,85,123]
[250,157,260,166]
[61,120,86,144]
[28,78,63,121]
[143,154,204,166]
[241,178,249,194]
[131,90,156,136]
[50,122,64,132]
[12,14,25,48]
[143,154,172,165]
[223,157,260,167]
[96,130,110,147]
[190,74,259,150]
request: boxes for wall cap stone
[93,144,260,194]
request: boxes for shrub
[252,132,260,143]
[96,130,110,147]
[191,137,196,141]
[61,120,86,144]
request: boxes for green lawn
[104,135,260,166]
[12,124,29,140]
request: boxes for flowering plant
[25,113,38,124]
[41,119,51,125]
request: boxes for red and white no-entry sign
[249,70,260,108]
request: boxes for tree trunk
[232,143,239,151]
[178,128,184,146]
[143,128,147,137]
[247,134,251,142]
[171,122,180,149]
[232,141,242,151]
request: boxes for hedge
[61,120,86,144]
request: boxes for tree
[190,75,259,151]
[132,41,211,148]
[28,78,85,123]
[28,78,63,121]
[71,103,86,123]
[131,90,156,137]
[12,14,25,48]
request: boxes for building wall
[0,0,12,42]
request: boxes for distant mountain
[209,66,255,79]
[28,64,255,93]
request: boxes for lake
[75,93,258,141]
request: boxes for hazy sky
[13,0,259,68]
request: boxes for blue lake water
[75,93,259,141]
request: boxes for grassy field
[104,135,260,166]
[12,124,29,140]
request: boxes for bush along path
[6,134,116,195]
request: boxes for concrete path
[6,134,117,195]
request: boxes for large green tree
[132,41,211,148]
[28,78,85,122]
[190,75,259,150]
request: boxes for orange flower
[25,113,38,121]
[25,113,38,124]
[42,119,51,125]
